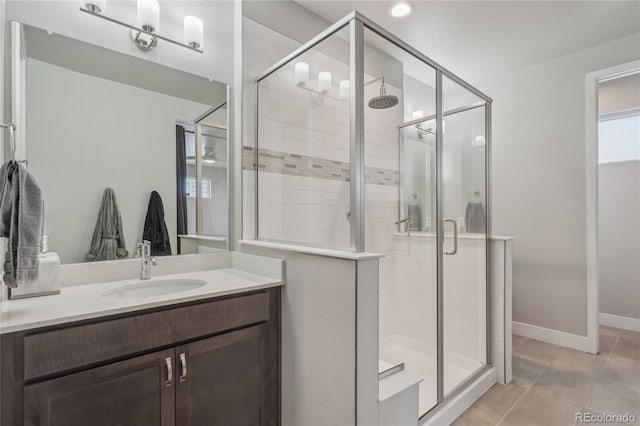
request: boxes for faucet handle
[143,241,152,257]
[136,240,152,257]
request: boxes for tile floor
[453,326,640,425]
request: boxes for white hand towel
[9,252,61,299]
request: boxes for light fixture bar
[296,83,342,101]
[79,7,203,53]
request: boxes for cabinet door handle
[165,357,173,387]
[179,353,187,382]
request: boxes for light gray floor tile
[529,363,596,407]
[511,354,548,387]
[599,325,621,339]
[452,412,494,426]
[452,327,636,426]
[612,333,640,361]
[586,380,640,419]
[553,347,608,371]
[512,336,563,365]
[463,383,529,424]
[620,330,640,341]
[499,386,581,426]
[598,332,618,357]
[599,353,640,389]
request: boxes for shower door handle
[444,218,458,255]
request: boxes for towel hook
[1,123,16,161]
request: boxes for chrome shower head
[368,78,398,109]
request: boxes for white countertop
[1,267,283,334]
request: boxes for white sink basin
[103,279,207,298]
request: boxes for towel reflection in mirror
[86,187,128,262]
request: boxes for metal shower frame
[254,11,493,421]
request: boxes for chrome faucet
[136,240,157,280]
[395,216,417,236]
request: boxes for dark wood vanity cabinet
[24,349,176,426]
[1,288,281,426]
[176,326,269,426]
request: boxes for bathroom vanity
[0,253,283,426]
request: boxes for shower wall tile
[257,172,351,248]
[242,18,300,241]
[378,233,490,364]
[244,19,352,248]
[243,146,400,186]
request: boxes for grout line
[495,340,565,425]
[494,347,552,425]
[583,328,623,411]
[494,381,532,426]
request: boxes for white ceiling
[293,1,640,83]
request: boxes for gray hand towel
[465,201,486,234]
[87,187,128,262]
[0,161,43,288]
[407,203,421,231]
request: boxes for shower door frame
[253,11,494,422]
[398,100,492,413]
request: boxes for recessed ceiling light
[389,1,414,18]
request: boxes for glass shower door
[441,76,488,396]
[395,124,439,415]
[361,25,440,417]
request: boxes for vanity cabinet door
[24,349,175,426]
[175,325,277,426]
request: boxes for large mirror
[13,22,229,264]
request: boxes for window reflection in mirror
[176,104,229,254]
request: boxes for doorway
[586,60,640,353]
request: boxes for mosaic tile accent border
[243,146,399,186]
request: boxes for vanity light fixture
[318,71,332,93]
[184,16,204,49]
[473,135,486,148]
[339,80,350,99]
[412,110,432,138]
[132,0,160,51]
[81,0,105,13]
[389,1,414,18]
[294,62,343,100]
[79,0,204,53]
[411,111,446,138]
[295,62,309,86]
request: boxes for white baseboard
[599,312,640,332]
[513,321,594,353]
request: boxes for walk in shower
[253,12,491,421]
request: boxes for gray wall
[27,58,209,263]
[481,32,640,336]
[598,160,640,320]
